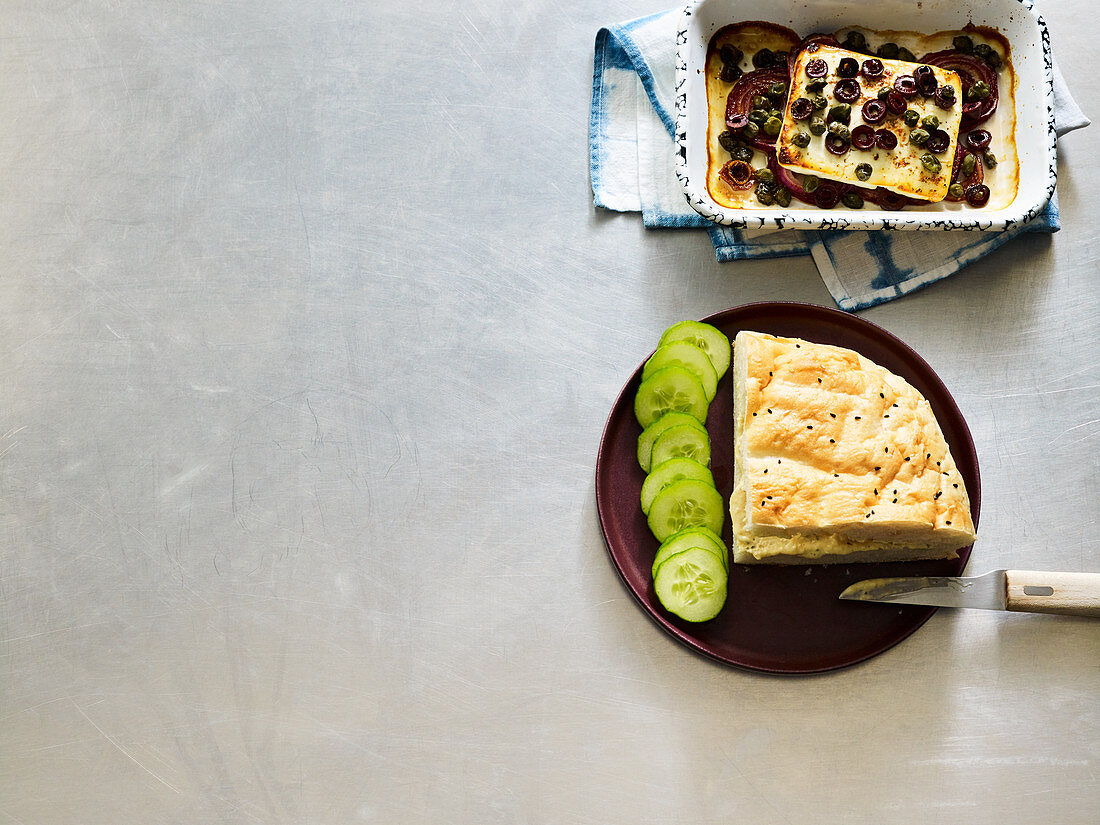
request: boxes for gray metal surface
[841,571,1009,610]
[1,1,1097,823]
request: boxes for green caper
[897,47,916,62]
[967,81,991,102]
[755,184,776,206]
[769,109,782,121]
[741,121,760,141]
[763,116,783,137]
[982,150,998,169]
[768,81,788,99]
[808,116,827,136]
[876,42,899,59]
[841,192,864,209]
[904,109,920,127]
[752,94,770,109]
[773,186,792,208]
[718,130,739,153]
[855,163,873,181]
[734,144,754,162]
[719,45,743,67]
[827,103,851,124]
[973,43,993,62]
[806,78,827,93]
[827,122,851,141]
[877,87,891,101]
[938,85,957,104]
[748,108,769,124]
[792,131,811,148]
[909,128,930,147]
[801,174,820,193]
[755,168,775,184]
[952,35,974,54]
[773,51,789,66]
[812,95,828,111]
[984,50,1003,71]
[844,31,867,50]
[949,183,966,199]
[921,114,940,130]
[920,153,942,174]
[960,153,977,177]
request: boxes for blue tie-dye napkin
[591,8,1089,310]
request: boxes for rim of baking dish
[672,0,1057,231]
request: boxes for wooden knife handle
[1004,570,1100,618]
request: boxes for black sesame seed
[807,425,813,429]
[830,413,836,418]
[904,456,910,461]
[833,473,839,477]
[946,520,952,525]
[874,466,880,471]
[874,488,878,495]
[884,414,890,418]
[879,393,885,398]
[829,438,835,443]
[855,416,861,420]
[953,483,959,488]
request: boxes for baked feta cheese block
[730,331,976,564]
[777,44,964,202]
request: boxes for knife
[839,570,1100,617]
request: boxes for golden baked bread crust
[731,331,976,564]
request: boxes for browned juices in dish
[705,22,1017,211]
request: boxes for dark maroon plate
[595,302,980,674]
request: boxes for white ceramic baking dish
[673,0,1056,230]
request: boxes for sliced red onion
[921,48,998,124]
[965,184,990,207]
[861,99,887,124]
[946,144,984,201]
[964,129,992,150]
[893,75,918,97]
[861,58,884,78]
[833,78,862,103]
[724,68,789,147]
[851,125,876,150]
[875,128,898,150]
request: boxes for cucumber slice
[633,365,709,429]
[649,423,711,469]
[636,412,707,472]
[653,546,728,622]
[651,526,728,577]
[646,478,725,543]
[658,321,731,379]
[642,341,719,401]
[640,457,714,515]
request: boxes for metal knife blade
[839,570,1007,611]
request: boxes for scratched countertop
[1,2,1097,823]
